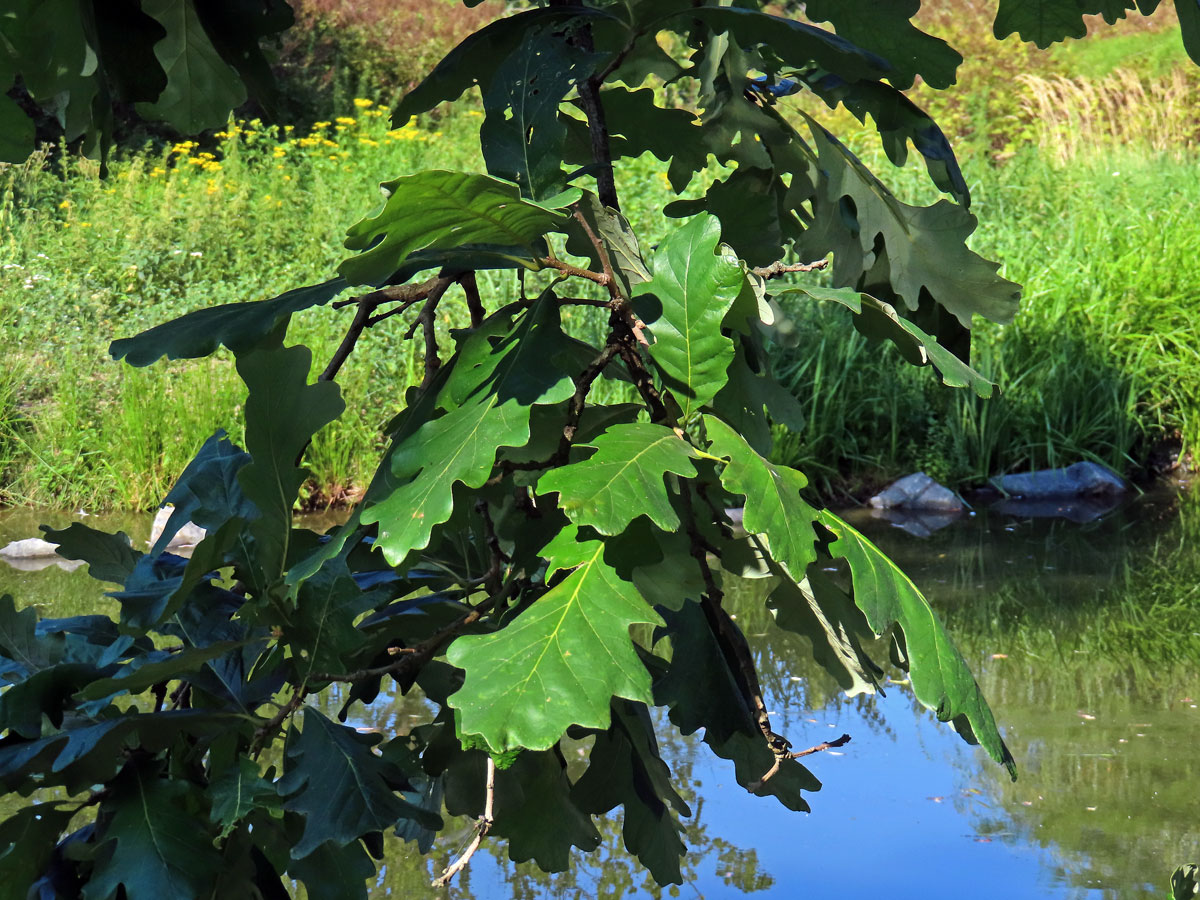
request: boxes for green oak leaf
[489,749,601,871]
[803,0,963,89]
[633,214,745,419]
[993,0,1152,47]
[290,560,383,679]
[339,171,579,285]
[75,641,245,703]
[631,530,705,613]
[0,93,35,163]
[394,6,610,124]
[151,431,256,552]
[278,708,441,859]
[653,599,756,745]
[778,285,995,397]
[110,279,349,367]
[364,301,574,565]
[710,729,821,812]
[86,761,223,900]
[447,530,662,752]
[536,423,697,536]
[0,803,74,895]
[704,416,818,585]
[236,345,344,586]
[1178,0,1200,65]
[38,523,140,586]
[287,839,375,900]
[481,25,600,199]
[209,756,280,839]
[572,701,690,885]
[562,190,651,296]
[799,118,1021,328]
[137,0,247,133]
[0,595,56,682]
[816,509,1017,779]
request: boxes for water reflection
[1,488,1197,898]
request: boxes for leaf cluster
[4,0,1189,893]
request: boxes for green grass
[2,82,1199,508]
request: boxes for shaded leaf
[237,346,344,586]
[994,0,1145,47]
[39,524,139,586]
[152,431,256,552]
[86,761,223,900]
[709,730,820,812]
[290,560,383,678]
[75,641,245,702]
[490,749,601,871]
[779,285,995,397]
[447,530,662,752]
[817,509,1017,778]
[287,839,374,900]
[803,0,962,89]
[0,595,56,683]
[0,803,74,898]
[110,279,349,367]
[633,214,745,418]
[339,171,578,285]
[537,423,697,536]
[136,0,246,132]
[799,119,1021,328]
[562,190,651,296]
[572,701,689,885]
[210,756,280,839]
[278,708,440,859]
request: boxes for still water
[1,489,1197,899]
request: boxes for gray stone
[868,507,962,537]
[149,506,208,549]
[991,461,1125,499]
[0,537,61,559]
[869,472,963,511]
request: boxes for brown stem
[750,259,829,280]
[461,270,485,328]
[401,277,455,390]
[537,256,611,286]
[475,498,510,596]
[750,733,852,791]
[432,756,496,887]
[251,689,305,758]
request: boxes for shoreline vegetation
[2,3,1198,511]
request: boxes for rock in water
[149,506,207,549]
[0,537,62,559]
[869,472,963,511]
[991,461,1125,499]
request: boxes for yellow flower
[358,138,379,147]
[272,147,286,158]
[263,194,272,201]
[58,199,71,209]
[335,116,355,126]
[149,167,166,177]
[321,139,338,148]
[466,110,483,117]
[312,121,330,130]
[353,98,373,108]
[79,222,91,228]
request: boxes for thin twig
[750,259,829,280]
[749,733,852,792]
[537,256,612,286]
[432,756,496,887]
[475,498,510,596]
[401,276,454,390]
[251,689,305,758]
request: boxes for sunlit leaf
[817,509,1017,778]
[447,530,662,752]
[537,423,697,536]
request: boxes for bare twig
[750,259,829,280]
[749,733,852,792]
[537,256,612,286]
[432,756,496,887]
[475,498,510,596]
[401,276,455,390]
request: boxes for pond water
[1,488,1198,899]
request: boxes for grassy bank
[2,65,1199,508]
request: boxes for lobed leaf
[633,214,746,419]
[816,510,1017,778]
[537,423,697,536]
[447,530,662,752]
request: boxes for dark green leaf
[490,749,601,871]
[287,839,374,900]
[87,760,223,900]
[0,803,74,898]
[290,560,383,678]
[633,214,745,419]
[447,529,662,752]
[0,595,56,682]
[803,0,962,89]
[76,641,244,702]
[572,701,689,885]
[136,0,246,133]
[210,756,280,839]
[110,279,348,367]
[778,285,995,397]
[1177,0,1200,65]
[278,708,440,859]
[339,171,579,285]
[562,190,651,296]
[994,0,1143,47]
[38,524,140,586]
[481,26,601,199]
[0,94,35,163]
[236,345,344,586]
[152,432,256,549]
[799,119,1021,328]
[709,730,820,812]
[816,509,1017,778]
[537,423,697,536]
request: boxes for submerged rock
[869,507,962,537]
[991,461,1125,499]
[869,472,963,511]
